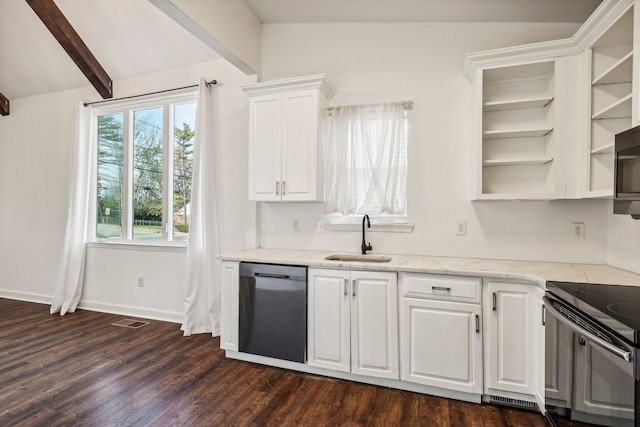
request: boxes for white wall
[0,58,257,321]
[607,205,640,274]
[0,87,91,302]
[257,22,611,263]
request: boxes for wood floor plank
[0,298,596,426]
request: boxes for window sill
[326,223,414,233]
[87,240,188,253]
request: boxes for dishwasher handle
[255,272,290,279]
[543,295,633,362]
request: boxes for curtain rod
[327,100,413,111]
[83,79,217,107]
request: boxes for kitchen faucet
[361,214,372,255]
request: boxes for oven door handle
[543,296,633,363]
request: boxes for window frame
[91,90,197,246]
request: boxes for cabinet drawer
[401,273,481,303]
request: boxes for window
[95,93,196,242]
[324,101,408,221]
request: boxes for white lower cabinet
[484,280,545,409]
[307,268,399,379]
[219,261,240,351]
[402,298,483,393]
[400,273,483,394]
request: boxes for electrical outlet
[571,222,585,240]
[293,219,300,232]
[456,220,467,236]
[137,275,144,287]
[317,220,326,233]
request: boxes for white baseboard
[0,290,182,324]
[0,290,52,305]
[78,300,183,324]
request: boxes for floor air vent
[484,395,537,411]
[111,319,149,329]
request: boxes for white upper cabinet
[472,59,566,200]
[465,0,637,201]
[581,2,634,197]
[241,75,336,202]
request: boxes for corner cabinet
[465,0,638,201]
[582,2,634,197]
[307,268,399,380]
[241,75,336,202]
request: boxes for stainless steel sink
[324,254,392,263]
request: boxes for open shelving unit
[586,5,633,196]
[479,61,558,199]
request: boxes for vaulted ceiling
[0,0,603,109]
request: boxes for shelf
[483,97,553,112]
[590,143,614,154]
[474,193,560,201]
[483,128,553,139]
[591,93,632,120]
[483,158,553,166]
[592,51,633,85]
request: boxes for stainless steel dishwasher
[239,262,307,363]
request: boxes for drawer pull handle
[343,279,348,296]
[432,286,451,292]
[352,279,357,297]
[276,181,280,196]
[475,314,480,333]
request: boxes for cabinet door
[281,90,320,201]
[307,268,351,372]
[220,261,240,351]
[248,94,282,201]
[573,334,634,421]
[484,281,535,396]
[402,298,482,393]
[350,271,399,379]
[545,313,574,408]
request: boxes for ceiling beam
[25,0,113,99]
[0,91,9,116]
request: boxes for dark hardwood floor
[0,298,592,426]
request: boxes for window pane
[133,107,163,240]
[97,113,124,239]
[173,103,196,241]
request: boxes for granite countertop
[221,248,640,288]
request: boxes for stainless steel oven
[544,281,640,427]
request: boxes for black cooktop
[547,281,640,340]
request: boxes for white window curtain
[181,78,221,336]
[324,102,407,215]
[51,101,95,315]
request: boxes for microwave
[614,125,640,219]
